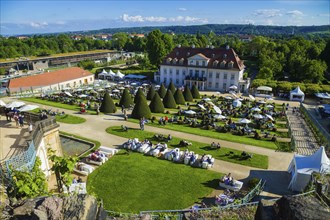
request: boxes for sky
[1,0,329,35]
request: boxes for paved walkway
[286,107,319,155]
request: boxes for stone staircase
[287,107,319,155]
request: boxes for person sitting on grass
[166,134,172,142]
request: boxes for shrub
[167,81,176,94]
[134,88,144,104]
[146,86,156,100]
[174,89,186,105]
[100,93,117,113]
[119,88,133,108]
[149,93,164,113]
[158,83,167,98]
[191,84,200,99]
[131,94,151,119]
[183,85,193,101]
[162,89,177,109]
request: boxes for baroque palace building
[155,45,250,93]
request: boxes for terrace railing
[241,179,266,204]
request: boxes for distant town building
[155,46,250,92]
[8,67,94,94]
[130,34,145,38]
[16,36,29,40]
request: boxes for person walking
[140,118,145,131]
[13,113,19,128]
[18,114,24,128]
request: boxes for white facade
[156,47,250,93]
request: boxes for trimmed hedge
[174,89,186,105]
[100,92,116,113]
[119,88,133,108]
[146,86,156,100]
[158,83,167,98]
[163,89,177,109]
[183,85,193,101]
[131,94,151,119]
[149,92,165,113]
[191,84,200,99]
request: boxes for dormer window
[223,54,227,59]
[176,51,179,56]
[166,58,172,64]
[220,61,226,68]
[228,61,234,68]
[196,61,199,66]
[213,60,219,67]
[212,54,215,58]
[187,52,190,56]
[172,58,178,64]
[179,58,184,64]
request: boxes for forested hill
[78,24,329,36]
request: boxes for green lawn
[128,118,277,149]
[87,152,220,212]
[55,114,86,124]
[20,97,82,112]
[106,126,268,169]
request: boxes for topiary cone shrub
[167,81,176,94]
[146,86,156,100]
[183,85,193,101]
[158,83,167,98]
[100,92,117,113]
[131,94,151,119]
[119,88,133,108]
[191,84,200,99]
[134,88,145,104]
[149,93,164,113]
[174,89,186,105]
[162,89,177,109]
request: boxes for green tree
[183,85,193,101]
[149,92,164,113]
[162,89,177,108]
[167,81,176,94]
[191,84,200,99]
[119,88,133,108]
[131,93,151,119]
[161,34,174,54]
[112,32,129,50]
[158,83,167,98]
[77,59,96,70]
[258,67,273,79]
[11,157,48,199]
[174,89,185,105]
[48,150,77,192]
[146,85,156,100]
[303,60,327,83]
[100,92,117,113]
[146,30,166,66]
[134,88,145,104]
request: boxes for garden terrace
[106,126,269,169]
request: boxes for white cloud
[286,10,303,17]
[121,14,207,24]
[178,8,187,11]
[253,9,282,18]
[29,21,48,28]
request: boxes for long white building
[155,46,250,92]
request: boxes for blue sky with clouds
[1,0,329,35]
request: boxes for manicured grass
[55,114,86,124]
[87,152,220,212]
[106,126,268,169]
[20,97,81,111]
[128,118,277,150]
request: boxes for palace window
[209,72,212,78]
[224,73,227,80]
[216,73,220,79]
[231,74,235,80]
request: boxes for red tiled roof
[8,67,93,89]
[161,47,245,71]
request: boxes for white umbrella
[142,83,149,86]
[233,99,242,108]
[124,85,131,88]
[239,118,251,124]
[97,88,104,92]
[104,85,111,88]
[214,114,226,119]
[76,88,83,91]
[265,104,274,108]
[203,97,211,101]
[198,104,206,110]
[213,106,222,114]
[118,81,125,84]
[251,107,261,112]
[229,85,238,90]
[131,82,137,86]
[258,100,266,104]
[253,114,264,119]
[216,91,221,95]
[225,96,233,100]
[78,94,88,98]
[18,104,39,112]
[112,89,120,93]
[185,110,196,115]
[155,85,161,88]
[6,101,25,108]
[119,87,125,90]
[64,91,72,97]
[249,94,255,101]
[86,87,93,90]
[0,99,6,106]
[265,114,274,121]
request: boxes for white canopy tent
[288,146,330,192]
[255,86,273,98]
[290,86,305,102]
[116,70,125,79]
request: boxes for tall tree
[174,89,186,105]
[149,93,164,113]
[146,30,166,66]
[100,92,117,113]
[119,88,133,108]
[162,89,177,109]
[191,84,200,99]
[146,85,156,100]
[183,85,193,101]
